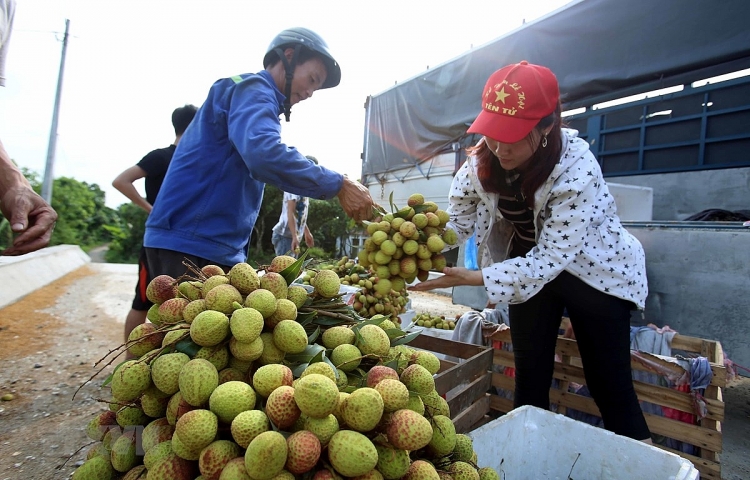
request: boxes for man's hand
[1,186,58,255]
[304,228,314,248]
[337,177,374,223]
[408,267,484,291]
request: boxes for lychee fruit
[312,269,340,298]
[404,460,440,480]
[266,385,302,429]
[265,298,297,329]
[110,360,151,402]
[366,365,400,388]
[294,374,339,419]
[374,444,411,480]
[252,364,294,398]
[229,335,264,362]
[268,255,297,273]
[230,307,264,343]
[330,344,362,372]
[374,378,409,412]
[178,358,219,407]
[147,275,177,304]
[400,363,435,395]
[321,326,355,349]
[385,409,433,450]
[327,430,378,477]
[209,380,257,424]
[126,322,165,358]
[244,431,288,480]
[151,352,190,395]
[158,297,189,324]
[245,289,278,318]
[285,430,321,475]
[229,262,261,295]
[273,319,309,354]
[356,324,391,357]
[198,439,241,479]
[190,310,230,347]
[261,272,288,299]
[286,285,309,308]
[231,409,270,449]
[204,284,242,314]
[341,387,384,432]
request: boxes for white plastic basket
[469,405,699,480]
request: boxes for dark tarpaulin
[362,0,750,178]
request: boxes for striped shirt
[497,170,535,258]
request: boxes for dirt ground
[0,262,748,479]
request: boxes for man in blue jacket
[144,27,374,277]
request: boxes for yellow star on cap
[495,87,510,104]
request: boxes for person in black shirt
[112,104,197,350]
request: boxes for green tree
[105,203,148,263]
[47,177,115,248]
[306,198,350,257]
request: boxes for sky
[0,0,572,208]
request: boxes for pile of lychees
[70,255,499,480]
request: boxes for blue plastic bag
[465,233,479,270]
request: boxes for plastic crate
[469,405,699,480]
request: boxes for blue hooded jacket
[144,70,343,265]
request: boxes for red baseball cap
[467,61,560,144]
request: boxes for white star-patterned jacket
[446,128,648,308]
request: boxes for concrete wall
[0,245,90,308]
[627,224,750,372]
[609,167,750,220]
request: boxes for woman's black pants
[509,270,651,440]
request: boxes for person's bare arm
[0,139,58,255]
[303,224,314,248]
[286,199,300,252]
[112,165,152,213]
[408,267,484,291]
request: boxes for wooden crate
[408,335,494,433]
[488,329,726,480]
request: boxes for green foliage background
[1,166,355,263]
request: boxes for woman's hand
[408,267,483,291]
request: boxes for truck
[358,0,750,370]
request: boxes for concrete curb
[0,245,91,308]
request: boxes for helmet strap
[274,45,301,122]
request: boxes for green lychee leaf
[311,316,350,326]
[175,338,201,357]
[297,311,316,326]
[310,348,325,364]
[389,191,396,212]
[279,249,310,285]
[321,355,339,379]
[384,358,400,370]
[384,328,407,339]
[412,204,432,214]
[291,363,309,378]
[284,344,325,363]
[307,326,321,344]
[390,330,422,346]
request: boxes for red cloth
[493,340,515,377]
[662,383,696,424]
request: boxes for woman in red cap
[411,61,651,441]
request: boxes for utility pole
[41,19,70,203]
